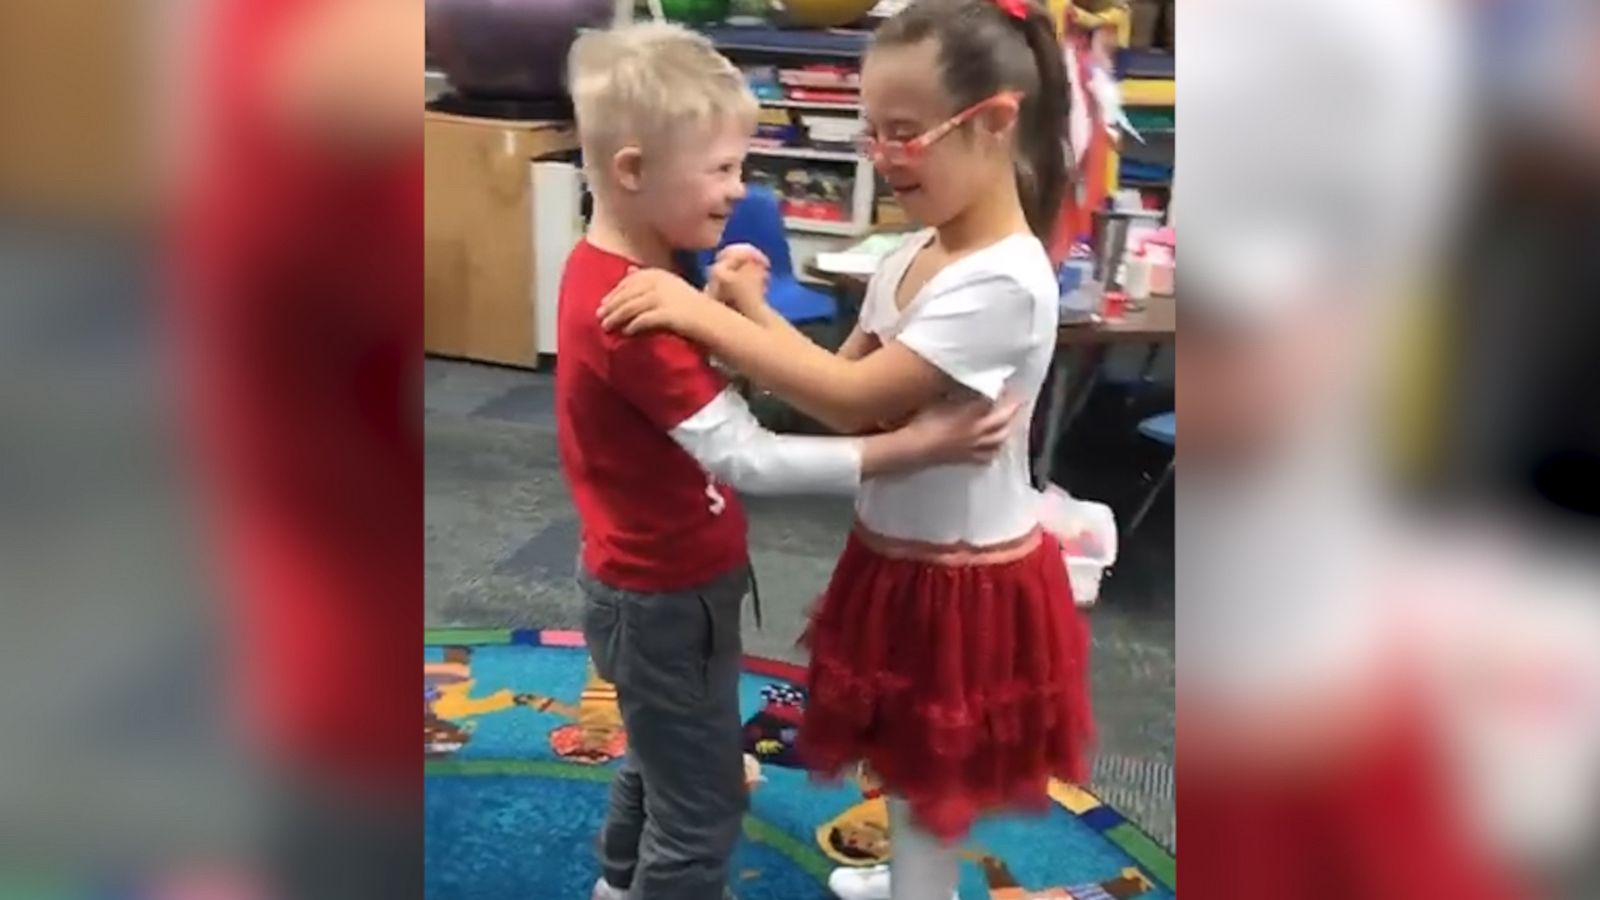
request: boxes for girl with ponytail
[595,1,1089,894]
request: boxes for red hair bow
[993,0,1029,21]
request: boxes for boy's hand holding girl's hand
[706,243,774,322]
[599,244,772,336]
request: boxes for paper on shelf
[812,232,912,275]
[813,252,880,276]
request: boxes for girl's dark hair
[873,0,1071,243]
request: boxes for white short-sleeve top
[855,229,1059,545]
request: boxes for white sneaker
[828,865,890,900]
[826,865,959,900]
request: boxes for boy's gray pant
[579,565,749,900]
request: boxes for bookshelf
[710,27,881,238]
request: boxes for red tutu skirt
[800,524,1094,841]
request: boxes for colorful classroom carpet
[425,629,1176,900]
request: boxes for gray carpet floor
[424,357,1175,849]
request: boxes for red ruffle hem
[799,524,1095,842]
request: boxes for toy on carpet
[743,683,807,768]
[818,764,892,867]
[819,768,1160,899]
[819,797,892,867]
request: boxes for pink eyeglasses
[856,91,1023,166]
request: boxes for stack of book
[753,106,800,149]
[800,114,862,153]
[778,64,859,105]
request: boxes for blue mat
[425,630,1176,899]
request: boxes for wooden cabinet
[0,0,145,221]
[424,112,579,368]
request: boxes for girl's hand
[598,269,713,335]
[898,396,1021,465]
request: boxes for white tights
[888,797,960,900]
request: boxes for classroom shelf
[784,217,863,236]
[748,145,858,163]
[712,28,878,242]
[701,25,870,58]
[759,97,863,112]
[1121,78,1176,107]
[1115,48,1174,79]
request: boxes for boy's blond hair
[567,23,757,180]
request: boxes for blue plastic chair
[1138,411,1176,445]
[698,185,838,326]
[1128,411,1174,532]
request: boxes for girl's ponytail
[1013,5,1070,244]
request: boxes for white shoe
[826,865,959,900]
[828,866,890,900]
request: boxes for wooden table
[1056,294,1176,345]
[809,264,1177,487]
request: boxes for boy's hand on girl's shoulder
[598,268,712,336]
[707,243,772,322]
[899,396,1021,466]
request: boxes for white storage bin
[1036,486,1119,606]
